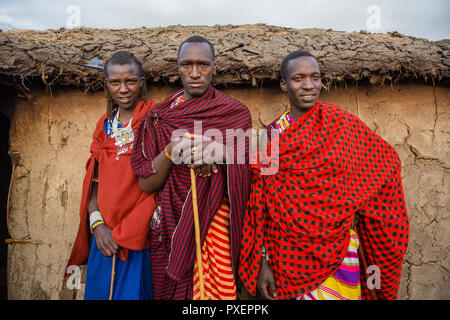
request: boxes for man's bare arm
[138,142,175,194]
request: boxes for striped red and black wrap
[131,85,252,299]
[239,101,409,300]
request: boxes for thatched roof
[0,24,448,93]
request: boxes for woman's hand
[93,224,120,257]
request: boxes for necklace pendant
[112,111,134,160]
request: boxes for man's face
[178,42,216,100]
[280,56,323,110]
[106,63,143,110]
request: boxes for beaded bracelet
[261,245,270,261]
[90,220,104,234]
[164,145,173,161]
[89,210,104,234]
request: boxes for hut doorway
[0,87,13,300]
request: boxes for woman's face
[106,63,143,110]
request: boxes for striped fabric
[271,109,295,134]
[297,229,361,300]
[131,86,252,299]
[193,198,236,300]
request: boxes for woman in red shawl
[65,51,157,299]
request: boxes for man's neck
[182,90,192,101]
[182,86,210,102]
[289,107,308,122]
[289,101,318,121]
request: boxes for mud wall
[6,83,450,300]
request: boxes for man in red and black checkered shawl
[131,36,252,299]
[239,50,409,300]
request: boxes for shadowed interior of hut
[0,87,13,300]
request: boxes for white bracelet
[89,210,103,227]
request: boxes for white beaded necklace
[112,108,134,160]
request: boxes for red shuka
[239,101,409,300]
[65,100,157,275]
[131,86,252,299]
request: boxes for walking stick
[354,228,378,300]
[109,253,116,300]
[358,241,378,300]
[190,168,205,300]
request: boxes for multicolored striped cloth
[297,229,361,300]
[272,109,295,134]
[193,198,237,300]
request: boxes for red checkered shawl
[239,101,409,300]
[131,86,252,299]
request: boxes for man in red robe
[131,36,252,299]
[239,50,409,300]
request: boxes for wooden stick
[5,238,43,244]
[109,253,116,300]
[357,234,378,300]
[6,164,16,233]
[190,168,205,300]
[5,239,32,244]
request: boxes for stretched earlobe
[280,79,287,92]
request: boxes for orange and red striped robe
[193,198,236,300]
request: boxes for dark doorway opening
[0,87,13,300]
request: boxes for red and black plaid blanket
[131,85,252,299]
[239,101,409,300]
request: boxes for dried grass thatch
[0,24,448,93]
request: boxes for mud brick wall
[5,82,449,300]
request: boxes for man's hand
[175,133,225,177]
[93,224,120,257]
[257,259,277,300]
[189,163,219,177]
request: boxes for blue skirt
[84,236,153,300]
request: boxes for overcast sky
[0,0,448,41]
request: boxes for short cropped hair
[178,35,215,60]
[280,50,315,80]
[103,50,145,78]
